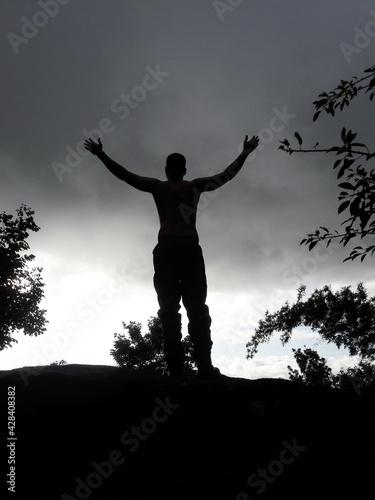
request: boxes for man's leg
[180,243,219,378]
[153,242,185,375]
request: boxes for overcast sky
[1,0,374,378]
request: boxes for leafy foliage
[287,346,375,390]
[333,359,375,393]
[287,347,336,388]
[279,65,375,261]
[246,283,375,361]
[110,316,195,373]
[246,283,375,389]
[0,205,47,350]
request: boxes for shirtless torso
[152,180,200,240]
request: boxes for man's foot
[197,365,221,380]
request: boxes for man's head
[165,153,186,181]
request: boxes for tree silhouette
[49,360,68,366]
[110,316,195,373]
[287,347,335,388]
[287,346,375,391]
[0,205,47,350]
[279,64,375,261]
[246,283,375,389]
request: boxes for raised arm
[192,135,259,192]
[84,138,160,193]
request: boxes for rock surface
[1,364,373,499]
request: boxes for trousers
[153,235,213,370]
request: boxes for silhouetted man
[85,135,259,379]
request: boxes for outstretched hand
[84,137,103,156]
[243,135,259,153]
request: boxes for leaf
[313,98,328,108]
[347,131,357,144]
[341,127,347,142]
[337,164,348,179]
[333,160,341,169]
[349,197,361,216]
[343,233,355,246]
[343,158,355,168]
[313,111,321,122]
[359,211,371,229]
[338,182,355,190]
[294,132,303,146]
[338,200,350,214]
